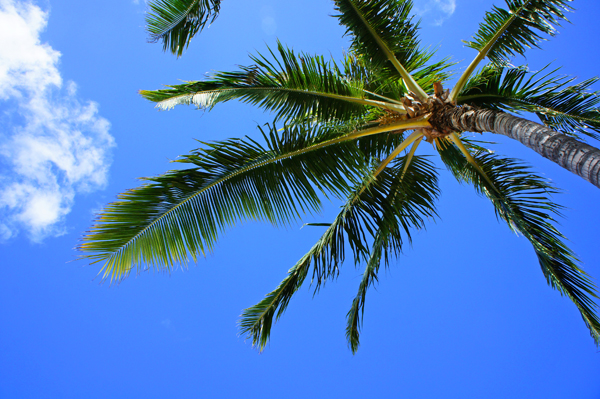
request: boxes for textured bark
[434,106,600,188]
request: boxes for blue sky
[1,0,599,397]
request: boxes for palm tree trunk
[435,106,600,188]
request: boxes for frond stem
[155,87,407,113]
[401,133,424,179]
[369,130,425,188]
[361,88,405,106]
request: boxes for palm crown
[80,0,600,352]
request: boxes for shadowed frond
[438,140,600,344]
[79,123,375,282]
[239,154,439,351]
[458,65,600,141]
[333,0,427,98]
[146,0,221,57]
[141,42,405,122]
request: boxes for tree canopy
[80,0,600,352]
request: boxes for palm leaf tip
[146,0,222,57]
[238,257,310,351]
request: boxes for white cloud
[434,0,456,16]
[0,0,114,241]
[413,0,457,25]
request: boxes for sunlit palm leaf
[341,52,406,103]
[411,57,455,97]
[333,0,427,98]
[141,42,404,122]
[458,64,600,141]
[438,141,600,344]
[466,0,572,65]
[452,0,572,100]
[79,123,372,282]
[239,155,439,350]
[342,52,455,101]
[146,0,221,57]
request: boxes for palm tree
[81,0,600,352]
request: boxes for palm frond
[354,124,407,160]
[146,0,221,57]
[452,0,572,99]
[458,64,600,141]
[438,140,600,344]
[240,154,439,351]
[333,0,428,98]
[342,51,455,101]
[79,123,372,282]
[467,0,572,64]
[411,56,456,97]
[141,42,404,122]
[345,152,436,353]
[341,52,406,103]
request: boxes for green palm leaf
[341,51,455,101]
[79,123,373,282]
[141,42,405,123]
[146,0,221,57]
[239,154,439,351]
[466,0,572,65]
[458,65,600,141]
[345,154,438,353]
[451,0,572,100]
[438,140,600,344]
[333,0,427,98]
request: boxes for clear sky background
[1,0,599,397]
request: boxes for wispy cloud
[0,0,114,241]
[260,5,277,36]
[413,0,457,26]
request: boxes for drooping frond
[239,155,439,351]
[438,140,600,345]
[146,0,221,57]
[141,42,404,122]
[345,232,385,354]
[333,0,427,99]
[345,151,434,353]
[79,123,374,282]
[452,0,572,99]
[458,65,600,141]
